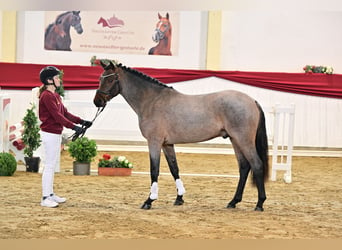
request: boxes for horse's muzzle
[74,24,83,34]
[93,96,106,108]
[152,29,162,43]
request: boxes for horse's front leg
[141,143,161,210]
[162,144,186,206]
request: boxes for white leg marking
[149,182,158,200]
[175,179,186,196]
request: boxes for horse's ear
[158,13,162,19]
[100,60,107,69]
[166,13,169,20]
[100,60,115,70]
[108,60,115,70]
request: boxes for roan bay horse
[44,11,83,51]
[93,61,269,211]
[148,13,172,56]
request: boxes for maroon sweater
[39,90,81,134]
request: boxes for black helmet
[39,66,60,84]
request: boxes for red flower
[103,154,111,160]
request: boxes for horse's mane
[116,63,173,89]
[45,11,71,38]
[55,11,72,24]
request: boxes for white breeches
[41,131,62,197]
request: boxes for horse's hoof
[174,195,184,206]
[227,203,236,209]
[254,206,264,212]
[141,203,152,210]
[174,200,184,206]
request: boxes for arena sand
[0,150,341,239]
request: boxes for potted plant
[67,137,97,175]
[98,154,133,176]
[0,152,17,176]
[22,103,41,172]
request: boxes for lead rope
[69,105,106,141]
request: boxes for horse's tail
[253,101,269,184]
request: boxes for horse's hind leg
[162,144,185,205]
[248,154,266,211]
[236,145,267,211]
[227,144,251,209]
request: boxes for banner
[44,11,179,56]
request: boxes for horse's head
[93,61,121,107]
[152,13,171,43]
[71,11,83,34]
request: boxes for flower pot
[25,156,40,173]
[98,167,132,176]
[73,162,90,175]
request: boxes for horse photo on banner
[44,11,83,51]
[44,11,179,55]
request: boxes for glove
[81,119,93,129]
[72,125,86,141]
[73,125,85,134]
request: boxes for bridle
[69,72,119,141]
[96,72,120,100]
[69,106,105,141]
[155,20,170,41]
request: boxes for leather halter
[155,21,170,40]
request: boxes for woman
[38,66,92,208]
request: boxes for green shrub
[67,137,97,163]
[0,152,17,176]
[22,104,41,158]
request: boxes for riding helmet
[39,66,60,84]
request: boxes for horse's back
[148,89,258,124]
[210,90,260,130]
[139,89,260,144]
[183,90,258,115]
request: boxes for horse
[44,11,83,51]
[93,61,269,211]
[148,13,172,56]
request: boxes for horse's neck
[156,31,171,55]
[161,36,171,48]
[119,70,170,114]
[155,36,171,54]
[62,20,71,34]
